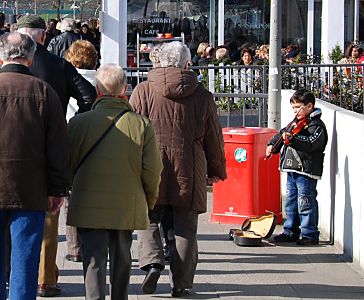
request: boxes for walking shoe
[273,233,298,242]
[37,284,61,297]
[171,288,189,297]
[296,237,319,246]
[141,267,161,294]
[65,254,82,262]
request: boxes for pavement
[38,192,364,300]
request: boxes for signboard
[135,17,172,37]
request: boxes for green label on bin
[234,148,247,163]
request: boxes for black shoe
[65,254,82,262]
[37,284,61,297]
[141,267,161,294]
[171,288,189,297]
[274,233,298,242]
[296,237,319,246]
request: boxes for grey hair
[60,18,75,33]
[96,64,127,96]
[0,32,36,62]
[17,27,44,44]
[158,41,191,68]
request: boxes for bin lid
[222,127,278,143]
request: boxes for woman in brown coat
[130,41,226,297]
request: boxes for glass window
[224,1,310,57]
[127,0,210,64]
[282,0,308,53]
[224,0,270,47]
[359,0,364,42]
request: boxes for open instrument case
[229,212,277,246]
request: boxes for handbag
[73,109,129,175]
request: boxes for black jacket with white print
[268,108,328,179]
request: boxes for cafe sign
[136,17,171,36]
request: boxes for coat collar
[92,96,132,111]
[0,63,33,76]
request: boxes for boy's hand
[266,145,273,157]
[282,132,293,141]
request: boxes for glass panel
[127,0,210,65]
[224,0,270,47]
[224,1,309,58]
[282,0,308,54]
[344,0,355,47]
[359,0,364,41]
[313,0,322,57]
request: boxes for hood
[148,67,199,99]
[310,108,322,119]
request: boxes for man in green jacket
[67,64,163,300]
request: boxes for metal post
[307,0,314,55]
[209,0,215,47]
[267,0,282,130]
[217,0,224,46]
[354,0,359,42]
[15,0,18,16]
[34,0,37,14]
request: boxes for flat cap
[17,15,46,30]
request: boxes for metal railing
[124,63,364,127]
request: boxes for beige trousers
[38,211,60,285]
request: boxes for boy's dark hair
[290,89,315,106]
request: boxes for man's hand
[207,176,221,185]
[48,196,65,215]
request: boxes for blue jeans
[0,210,45,300]
[283,172,319,240]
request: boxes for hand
[282,132,293,141]
[48,196,65,215]
[266,145,273,157]
[207,176,221,185]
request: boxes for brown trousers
[138,205,198,289]
[38,211,60,285]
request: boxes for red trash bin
[211,127,282,224]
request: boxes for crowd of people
[190,41,302,67]
[0,12,100,61]
[0,13,227,300]
[0,11,331,300]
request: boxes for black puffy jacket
[30,44,96,116]
[268,108,328,179]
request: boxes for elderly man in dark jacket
[47,18,80,58]
[0,32,70,300]
[130,41,227,298]
[16,15,96,297]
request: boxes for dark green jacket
[67,96,162,230]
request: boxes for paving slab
[36,192,364,300]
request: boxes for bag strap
[74,109,129,175]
